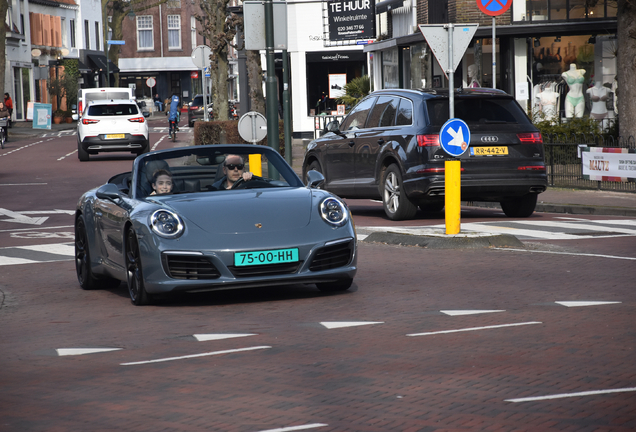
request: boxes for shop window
[382,48,399,89]
[529,0,549,21]
[137,16,153,50]
[568,0,586,19]
[410,43,430,89]
[550,0,566,20]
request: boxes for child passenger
[150,169,173,195]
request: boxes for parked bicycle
[0,117,7,149]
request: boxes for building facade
[364,0,618,126]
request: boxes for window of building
[168,15,181,50]
[519,0,613,21]
[84,20,90,50]
[191,16,197,51]
[137,15,153,50]
[61,18,67,47]
[95,21,100,51]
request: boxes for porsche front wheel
[126,229,152,306]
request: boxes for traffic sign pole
[445,160,461,234]
[492,17,496,89]
[439,118,471,235]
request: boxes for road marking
[441,310,505,316]
[21,209,75,215]
[0,183,47,186]
[320,321,384,329]
[0,224,74,233]
[0,242,74,266]
[58,150,77,161]
[57,348,122,356]
[15,243,75,256]
[518,219,636,235]
[255,424,328,432]
[120,345,272,366]
[194,333,257,341]
[0,207,48,225]
[407,321,542,337]
[0,140,48,157]
[505,387,636,403]
[555,301,622,307]
[493,248,636,261]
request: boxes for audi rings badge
[481,136,499,143]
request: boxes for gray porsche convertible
[74,144,357,305]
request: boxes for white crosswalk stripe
[0,242,74,266]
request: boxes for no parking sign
[476,0,512,16]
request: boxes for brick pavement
[1,241,635,431]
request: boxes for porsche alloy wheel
[382,164,417,221]
[75,216,119,290]
[126,229,152,306]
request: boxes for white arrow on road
[0,208,48,225]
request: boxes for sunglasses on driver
[225,163,244,171]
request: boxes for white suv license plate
[234,248,299,267]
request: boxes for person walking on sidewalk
[4,93,13,127]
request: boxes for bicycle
[169,119,178,142]
[0,118,7,149]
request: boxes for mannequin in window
[586,81,609,120]
[562,64,586,118]
[538,86,559,122]
[467,64,481,88]
[611,76,618,115]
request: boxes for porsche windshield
[137,147,303,197]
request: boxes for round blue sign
[439,118,471,157]
[477,0,513,16]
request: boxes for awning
[86,54,120,73]
[87,54,108,71]
[376,0,403,13]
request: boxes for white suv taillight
[82,119,99,125]
[128,117,145,123]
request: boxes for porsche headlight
[320,197,349,227]
[150,209,184,238]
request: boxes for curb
[361,231,524,249]
[463,201,636,217]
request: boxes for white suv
[77,99,149,162]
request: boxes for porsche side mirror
[306,170,325,189]
[96,183,122,201]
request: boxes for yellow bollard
[445,160,461,235]
[249,154,262,177]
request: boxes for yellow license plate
[470,146,508,156]
[105,134,126,139]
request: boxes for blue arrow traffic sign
[439,118,471,157]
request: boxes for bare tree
[196,0,241,121]
[246,50,265,115]
[102,0,168,87]
[0,0,9,93]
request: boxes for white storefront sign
[581,147,636,181]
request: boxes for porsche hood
[153,188,316,234]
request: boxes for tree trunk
[0,0,9,93]
[246,50,266,115]
[617,0,636,141]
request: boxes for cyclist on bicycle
[0,101,9,143]
[167,94,181,138]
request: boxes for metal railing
[543,133,636,193]
[312,115,345,139]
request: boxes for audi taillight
[416,167,465,173]
[82,118,99,125]
[417,134,440,147]
[517,132,543,144]
[128,117,145,123]
[517,165,546,171]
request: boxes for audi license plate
[471,146,508,156]
[234,248,299,267]
[105,134,126,139]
